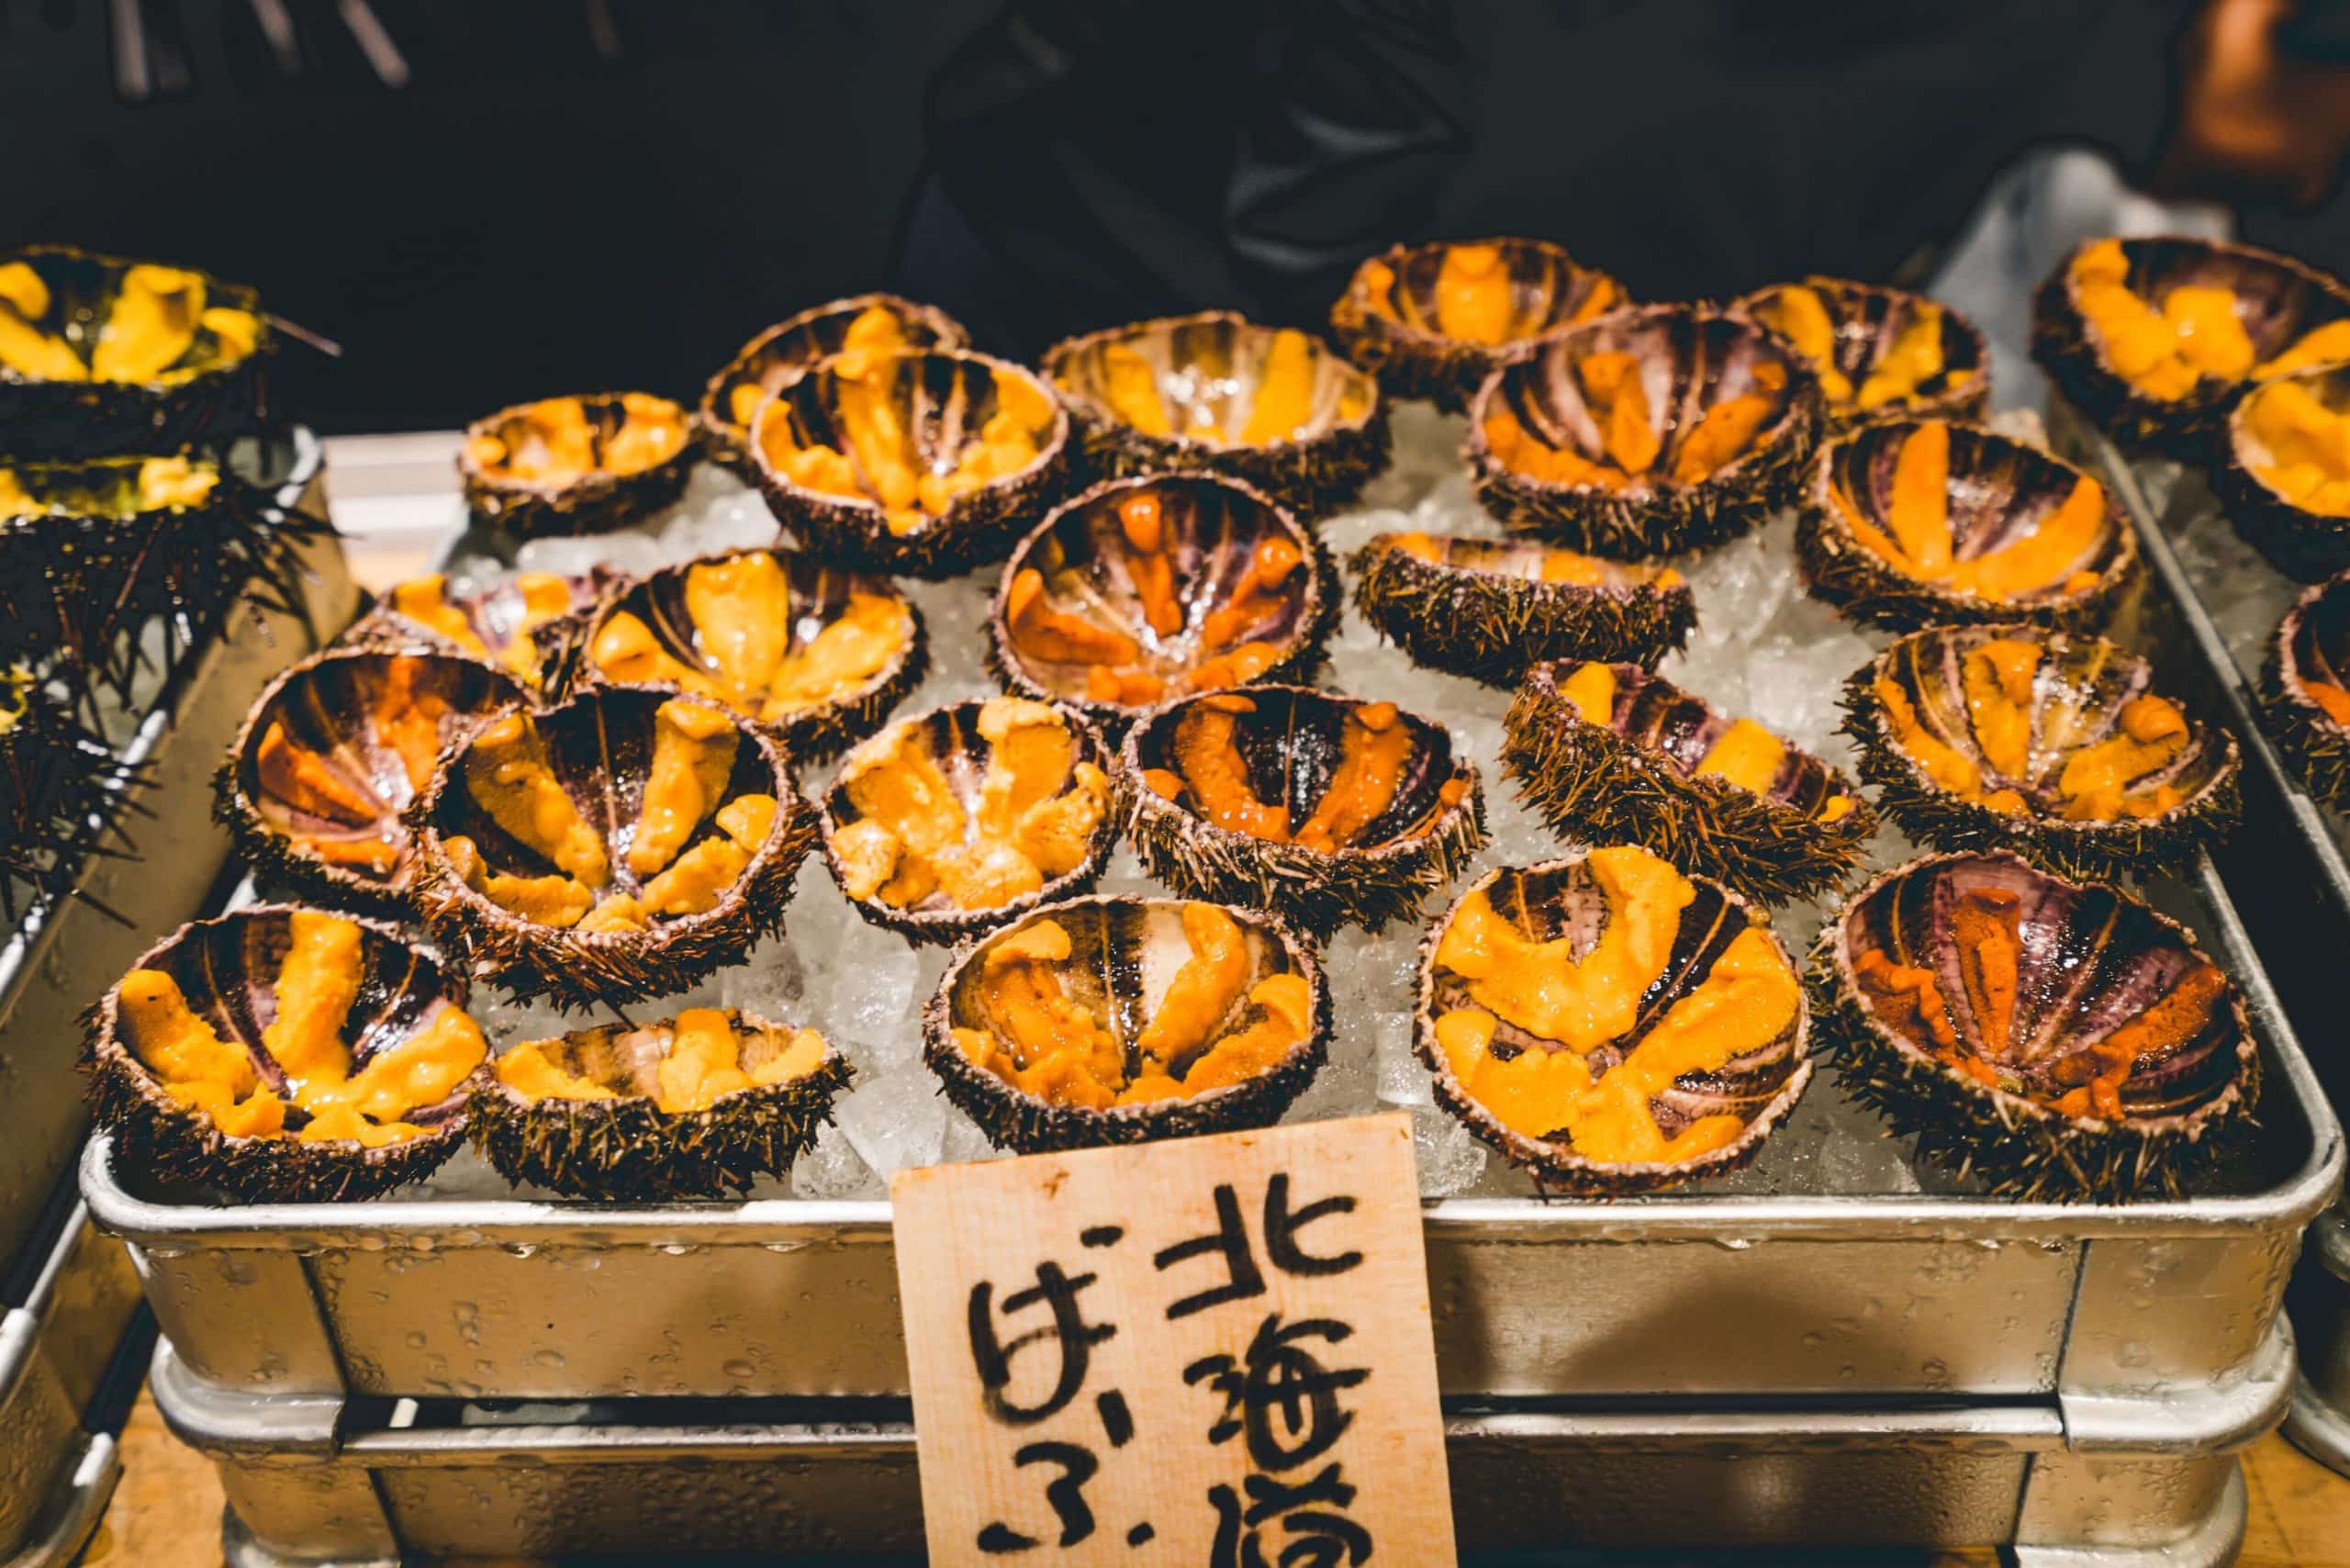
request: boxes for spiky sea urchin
[577,546,926,763]
[1328,237,1628,414]
[1350,531,1695,683]
[1415,846,1813,1195]
[409,687,816,1011]
[1843,623,2238,882]
[467,1009,853,1200]
[1467,302,1821,560]
[2031,233,2350,460]
[216,647,527,917]
[923,894,1330,1154]
[2263,569,2350,812]
[0,450,327,706]
[989,471,1336,730]
[1811,850,2258,1203]
[0,245,274,459]
[1735,276,1990,431]
[750,347,1069,578]
[2216,362,2350,583]
[1120,686,1485,934]
[1796,419,2138,634]
[695,294,968,476]
[459,391,698,537]
[1505,660,1871,905]
[1043,310,1391,515]
[83,904,486,1202]
[820,696,1121,946]
[0,674,140,922]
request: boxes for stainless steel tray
[0,1188,148,1566]
[0,429,353,1272]
[155,1325,2288,1566]
[84,419,2343,1411]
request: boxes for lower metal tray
[157,1326,2289,1566]
[0,429,353,1272]
[0,1185,149,1566]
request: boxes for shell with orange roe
[991,473,1330,724]
[83,904,488,1201]
[695,294,968,472]
[220,649,526,914]
[924,896,1327,1152]
[2262,568,2350,813]
[1798,420,2137,633]
[1737,277,1988,426]
[1816,851,2255,1201]
[1847,623,2239,882]
[460,392,697,537]
[368,570,593,693]
[1122,687,1485,934]
[821,696,1117,943]
[1416,846,1809,1193]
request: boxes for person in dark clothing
[896,0,2350,359]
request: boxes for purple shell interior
[1003,476,1316,702]
[1870,626,2229,812]
[1826,423,2121,595]
[1839,854,2244,1118]
[140,909,470,1128]
[1543,661,1847,815]
[1428,861,1802,1142]
[241,653,524,882]
[1486,308,1801,493]
[1133,689,1464,852]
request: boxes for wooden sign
[891,1111,1457,1566]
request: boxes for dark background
[6,0,2344,434]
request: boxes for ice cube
[1412,1103,1488,1196]
[790,1120,883,1200]
[515,531,665,580]
[830,1066,951,1179]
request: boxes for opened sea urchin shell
[1350,531,1695,683]
[218,649,526,915]
[1737,277,1988,430]
[1468,303,1820,559]
[470,1008,852,1200]
[1845,624,2238,881]
[0,245,272,459]
[1122,686,1484,933]
[1044,311,1389,514]
[751,347,1068,577]
[1814,851,2257,1202]
[411,688,814,1010]
[697,294,968,476]
[460,391,696,536]
[1797,420,2138,633]
[822,696,1118,945]
[1329,238,1627,413]
[923,894,1329,1153]
[990,473,1332,726]
[83,904,489,1202]
[1417,845,1810,1194]
[2217,363,2350,582]
[2031,234,2350,458]
[353,570,608,698]
[1505,661,1871,904]
[2262,569,2350,812]
[581,546,923,760]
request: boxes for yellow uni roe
[952,904,1310,1109]
[0,262,260,385]
[830,697,1111,912]
[1761,283,1964,413]
[467,394,687,483]
[1086,328,1369,450]
[1153,695,1463,851]
[497,1010,831,1113]
[2061,240,2350,400]
[118,911,487,1148]
[389,573,571,685]
[2242,377,2350,516]
[728,305,910,431]
[1431,846,1796,1162]
[760,354,1054,535]
[1837,422,2109,601]
[1484,356,1781,489]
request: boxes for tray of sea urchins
[81,271,2342,1408]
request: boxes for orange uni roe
[391,574,571,686]
[1089,328,1369,449]
[1837,422,2108,601]
[1556,663,1852,823]
[1485,356,1782,490]
[1430,846,1797,1163]
[2242,377,2350,516]
[468,394,687,484]
[1006,487,1303,708]
[830,697,1110,912]
[255,655,453,877]
[759,354,1054,535]
[119,909,487,1147]
[1150,695,1460,851]
[498,1009,832,1114]
[0,262,260,386]
[2066,240,2350,400]
[951,905,1311,1108]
